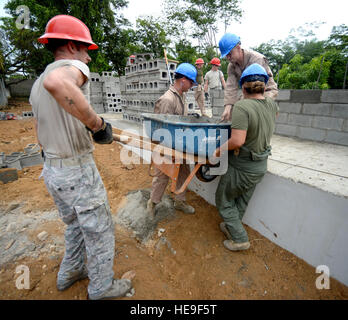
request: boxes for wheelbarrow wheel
[195,164,218,182]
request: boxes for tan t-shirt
[204,70,224,89]
[30,59,94,159]
[154,85,187,115]
[224,49,278,107]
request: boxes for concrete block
[288,114,313,127]
[212,107,224,117]
[24,143,40,154]
[321,90,348,103]
[296,127,326,142]
[312,116,343,131]
[278,102,302,113]
[324,131,348,146]
[331,104,348,119]
[90,97,103,104]
[20,153,43,168]
[302,103,331,115]
[0,168,18,184]
[274,124,297,136]
[343,120,348,132]
[291,90,321,103]
[275,90,290,101]
[211,98,224,108]
[275,112,288,124]
[6,158,22,170]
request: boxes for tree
[162,0,242,51]
[253,22,348,89]
[131,16,170,58]
[173,39,198,64]
[278,54,331,89]
[326,24,348,56]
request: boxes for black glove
[87,117,113,144]
[205,92,209,100]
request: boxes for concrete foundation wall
[188,171,348,287]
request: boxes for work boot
[57,266,88,291]
[220,222,233,240]
[223,240,250,251]
[173,200,195,214]
[88,279,132,300]
[146,199,156,219]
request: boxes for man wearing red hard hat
[194,58,207,116]
[30,15,133,300]
[203,57,226,105]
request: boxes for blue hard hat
[219,33,240,58]
[239,63,269,87]
[175,63,198,85]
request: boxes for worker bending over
[147,63,197,217]
[219,33,278,122]
[214,64,279,251]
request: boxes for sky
[1,0,347,49]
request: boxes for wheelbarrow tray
[142,113,231,157]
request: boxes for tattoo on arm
[65,96,75,107]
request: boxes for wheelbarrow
[112,113,231,194]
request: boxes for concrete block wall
[90,72,122,114]
[8,79,36,97]
[210,89,348,147]
[275,90,348,146]
[121,54,179,122]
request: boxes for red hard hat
[210,58,221,66]
[195,58,204,65]
[38,15,98,50]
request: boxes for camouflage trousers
[42,156,115,297]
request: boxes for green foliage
[253,23,348,89]
[163,0,242,50]
[278,54,331,89]
[131,16,170,58]
[174,39,198,64]
[326,24,348,56]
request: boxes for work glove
[87,117,113,144]
[205,92,209,101]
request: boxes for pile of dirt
[0,100,348,300]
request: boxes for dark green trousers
[215,152,267,243]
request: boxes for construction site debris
[37,231,49,241]
[115,189,175,243]
[0,168,18,184]
[0,143,42,170]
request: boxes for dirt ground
[0,99,347,300]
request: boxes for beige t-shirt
[204,70,224,89]
[30,59,94,159]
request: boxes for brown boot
[223,240,250,251]
[173,200,195,214]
